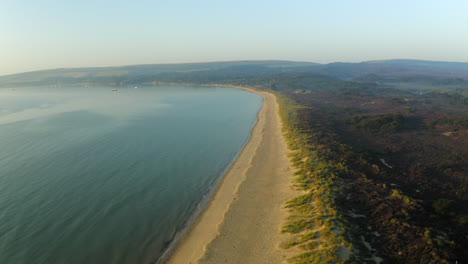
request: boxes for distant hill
[1,59,467,87]
[0,60,319,87]
[318,59,468,80]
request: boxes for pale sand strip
[167,88,297,264]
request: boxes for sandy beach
[166,88,297,264]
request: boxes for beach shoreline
[166,86,297,264]
[154,86,263,264]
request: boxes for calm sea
[0,85,262,264]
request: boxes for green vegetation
[276,94,359,264]
[349,113,405,132]
[430,117,468,129]
[432,199,455,216]
[273,85,465,263]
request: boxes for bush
[349,113,405,133]
[432,199,454,216]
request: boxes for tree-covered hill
[1,59,468,89]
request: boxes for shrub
[432,199,454,216]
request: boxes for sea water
[0,85,262,264]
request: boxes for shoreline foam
[166,87,297,264]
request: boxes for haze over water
[0,85,262,264]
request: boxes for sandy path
[166,88,296,264]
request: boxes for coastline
[154,88,262,264]
[166,87,297,264]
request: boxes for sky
[1,0,467,75]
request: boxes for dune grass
[275,92,359,264]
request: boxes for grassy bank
[275,93,359,264]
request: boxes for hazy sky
[1,0,467,75]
